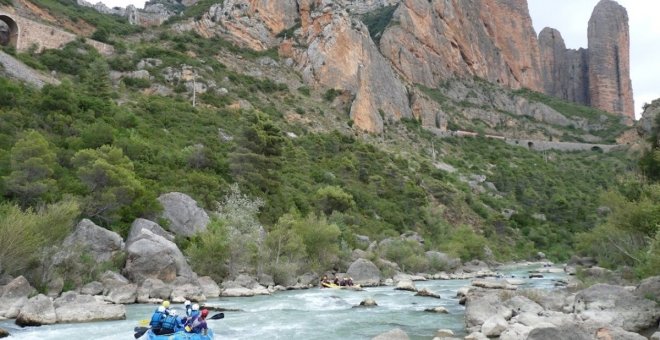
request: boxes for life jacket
[184,315,204,333]
[149,311,165,329]
[160,314,178,334]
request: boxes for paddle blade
[134,327,149,339]
[210,312,225,320]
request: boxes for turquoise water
[0,265,565,339]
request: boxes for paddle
[133,313,225,339]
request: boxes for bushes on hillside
[0,200,79,277]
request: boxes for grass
[362,6,398,44]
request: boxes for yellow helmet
[162,300,170,308]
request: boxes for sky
[528,0,660,119]
[96,0,658,119]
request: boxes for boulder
[54,291,125,323]
[123,228,195,283]
[158,192,209,237]
[296,273,317,287]
[424,306,448,314]
[0,328,8,337]
[465,290,512,332]
[15,294,56,326]
[435,329,454,337]
[574,284,660,332]
[137,278,171,302]
[651,331,660,340]
[415,288,441,299]
[461,260,490,273]
[106,283,137,304]
[464,332,488,340]
[481,315,508,337]
[127,218,174,245]
[394,280,416,292]
[46,277,64,298]
[0,276,36,318]
[594,327,647,340]
[170,283,206,302]
[526,324,592,340]
[346,259,381,286]
[372,328,409,340]
[472,279,517,290]
[504,295,544,316]
[60,219,125,262]
[198,276,220,298]
[358,298,378,307]
[257,273,275,288]
[499,323,533,340]
[221,287,257,297]
[635,276,660,300]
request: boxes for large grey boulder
[0,276,36,318]
[54,291,125,323]
[635,276,660,300]
[81,281,104,296]
[61,219,125,262]
[504,295,544,316]
[137,278,171,302]
[372,328,409,340]
[170,283,206,303]
[106,283,137,304]
[15,294,56,327]
[158,192,210,237]
[465,290,511,332]
[526,323,592,340]
[127,218,175,245]
[481,315,508,337]
[198,277,220,298]
[574,284,660,332]
[123,228,195,283]
[347,259,381,286]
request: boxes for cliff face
[284,2,412,133]
[177,0,634,131]
[588,0,634,119]
[538,0,634,119]
[379,0,543,92]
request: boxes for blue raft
[145,329,214,340]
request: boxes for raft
[320,282,363,290]
[145,329,214,340]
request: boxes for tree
[315,185,356,215]
[214,184,266,276]
[3,130,58,207]
[71,145,145,225]
[640,112,660,182]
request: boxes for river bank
[0,265,570,339]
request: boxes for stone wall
[0,7,113,55]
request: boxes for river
[0,265,565,339]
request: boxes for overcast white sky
[528,0,660,119]
[97,0,657,119]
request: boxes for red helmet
[201,309,209,318]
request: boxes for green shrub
[122,77,151,89]
[0,200,79,277]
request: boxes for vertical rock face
[539,0,634,119]
[588,0,634,119]
[538,28,590,106]
[379,0,543,91]
[289,5,412,133]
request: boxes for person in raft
[320,275,332,287]
[185,309,209,334]
[148,305,167,334]
[158,309,184,335]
